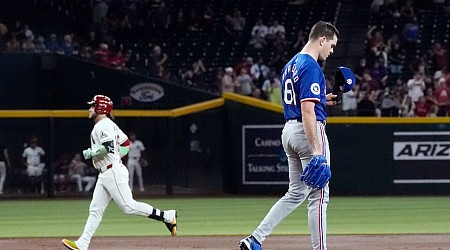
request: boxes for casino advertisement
[393,131,450,184]
[242,125,288,185]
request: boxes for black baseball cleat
[163,210,177,236]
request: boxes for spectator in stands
[250,57,270,89]
[108,50,128,70]
[224,9,246,35]
[221,67,236,93]
[235,57,253,76]
[388,41,405,75]
[370,58,389,88]
[431,41,448,71]
[366,26,387,63]
[69,153,96,193]
[249,19,269,56]
[400,95,415,117]
[357,90,377,116]
[21,37,35,52]
[251,18,269,40]
[434,77,450,116]
[261,69,278,100]
[439,65,450,86]
[79,46,93,60]
[433,66,445,83]
[409,57,429,78]
[60,34,76,55]
[93,42,112,66]
[268,20,285,41]
[362,71,381,92]
[379,87,400,117]
[45,33,60,52]
[34,36,47,52]
[212,66,224,94]
[6,36,20,52]
[342,87,358,116]
[150,45,168,68]
[183,58,206,88]
[235,68,255,97]
[266,77,282,104]
[355,57,370,84]
[407,72,426,103]
[22,24,34,42]
[425,87,438,111]
[202,4,215,32]
[192,58,207,89]
[414,96,431,117]
[148,45,169,78]
[182,69,196,87]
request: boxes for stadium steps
[324,0,371,75]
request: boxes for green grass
[1,196,450,237]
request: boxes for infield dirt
[2,235,450,249]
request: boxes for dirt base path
[2,235,450,250]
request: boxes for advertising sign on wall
[242,125,288,185]
[393,131,450,184]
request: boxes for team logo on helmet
[88,95,113,114]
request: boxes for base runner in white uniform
[62,95,177,250]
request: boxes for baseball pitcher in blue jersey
[240,21,340,250]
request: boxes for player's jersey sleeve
[117,127,128,146]
[297,65,323,103]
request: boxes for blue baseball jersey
[281,53,328,121]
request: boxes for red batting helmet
[88,95,113,114]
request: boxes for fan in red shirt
[414,96,431,117]
[434,77,450,116]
